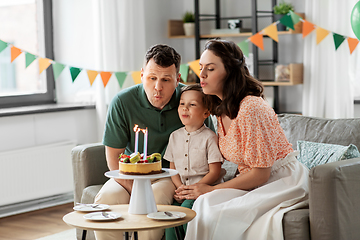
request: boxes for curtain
[92,0,146,141]
[302,0,360,118]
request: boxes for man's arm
[105,146,133,194]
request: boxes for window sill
[0,103,96,117]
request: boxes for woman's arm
[170,162,183,189]
[178,166,272,199]
[197,162,222,185]
[214,167,271,190]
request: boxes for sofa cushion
[282,209,310,240]
[81,185,103,204]
[222,160,239,181]
[278,114,360,151]
[297,141,360,169]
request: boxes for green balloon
[351,1,360,40]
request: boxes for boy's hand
[176,183,214,200]
[173,194,184,203]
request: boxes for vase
[183,22,195,36]
[274,14,287,32]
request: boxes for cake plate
[105,168,178,215]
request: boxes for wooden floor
[0,203,74,240]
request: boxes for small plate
[73,204,110,212]
[147,211,186,220]
[83,211,122,221]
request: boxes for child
[164,84,224,240]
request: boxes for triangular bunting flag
[290,11,301,24]
[11,46,22,62]
[188,59,200,77]
[237,40,249,57]
[70,67,82,82]
[263,23,279,42]
[114,72,127,88]
[333,33,346,50]
[87,70,98,86]
[249,33,264,50]
[302,20,316,38]
[25,52,37,68]
[100,71,112,87]
[131,71,142,85]
[39,57,52,74]
[347,37,359,54]
[316,27,330,45]
[279,14,294,30]
[179,64,189,82]
[52,62,66,80]
[0,39,8,53]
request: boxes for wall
[0,109,98,152]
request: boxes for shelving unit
[168,0,304,113]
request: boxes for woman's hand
[175,183,215,200]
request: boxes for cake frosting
[119,153,162,175]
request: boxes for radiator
[0,141,76,207]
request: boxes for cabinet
[168,0,303,112]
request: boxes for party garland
[0,11,358,88]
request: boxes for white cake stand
[105,168,178,215]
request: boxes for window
[0,0,54,108]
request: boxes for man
[94,44,213,240]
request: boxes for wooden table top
[63,204,196,232]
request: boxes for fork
[102,212,115,219]
[164,211,181,218]
[76,203,100,208]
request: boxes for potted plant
[273,1,294,31]
[183,11,195,36]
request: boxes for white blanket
[185,151,309,240]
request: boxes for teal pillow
[297,140,360,169]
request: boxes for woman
[177,40,309,240]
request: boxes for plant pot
[183,22,195,36]
[274,14,287,31]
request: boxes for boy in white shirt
[164,84,224,240]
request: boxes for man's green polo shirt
[103,83,185,168]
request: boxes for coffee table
[63,204,196,240]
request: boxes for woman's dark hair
[145,44,181,73]
[203,39,264,119]
[181,84,210,110]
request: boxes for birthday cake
[119,152,162,175]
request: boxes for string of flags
[0,10,358,89]
[241,10,359,57]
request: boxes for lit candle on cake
[142,127,148,160]
[133,124,140,154]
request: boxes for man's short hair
[144,44,181,73]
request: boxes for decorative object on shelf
[273,1,294,31]
[271,63,303,85]
[228,19,242,29]
[351,1,360,40]
[275,64,290,82]
[182,11,195,36]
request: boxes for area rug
[36,229,76,240]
